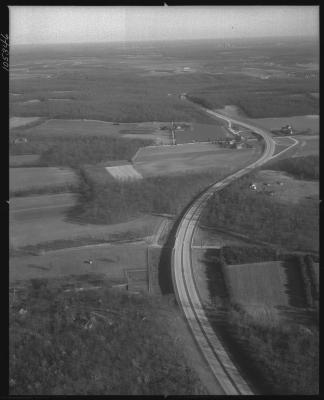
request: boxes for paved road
[172,102,278,395]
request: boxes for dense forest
[9,277,204,395]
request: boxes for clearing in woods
[224,261,289,307]
[254,170,319,204]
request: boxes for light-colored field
[9,117,41,129]
[10,167,78,192]
[9,154,40,167]
[10,193,162,247]
[10,241,147,283]
[134,142,260,177]
[105,164,143,181]
[20,119,171,144]
[255,170,319,204]
[225,261,289,307]
[253,115,319,134]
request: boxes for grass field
[254,170,319,204]
[10,154,41,167]
[10,167,78,194]
[133,142,261,177]
[10,193,162,248]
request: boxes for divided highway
[172,103,277,395]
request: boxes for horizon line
[10,34,319,48]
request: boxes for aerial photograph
[9,5,319,395]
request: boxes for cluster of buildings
[280,124,294,135]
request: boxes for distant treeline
[186,70,318,118]
[10,135,152,168]
[70,168,223,224]
[264,155,319,181]
[200,174,318,252]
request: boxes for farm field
[106,164,143,181]
[174,122,229,144]
[133,142,261,177]
[9,154,41,167]
[254,170,319,204]
[9,167,78,193]
[253,115,319,134]
[9,241,147,284]
[224,261,290,307]
[10,116,41,128]
[10,193,163,247]
[14,119,172,144]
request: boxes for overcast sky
[10,6,319,45]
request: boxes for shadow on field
[282,259,307,308]
[201,248,228,300]
[158,181,218,295]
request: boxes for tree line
[69,168,223,225]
